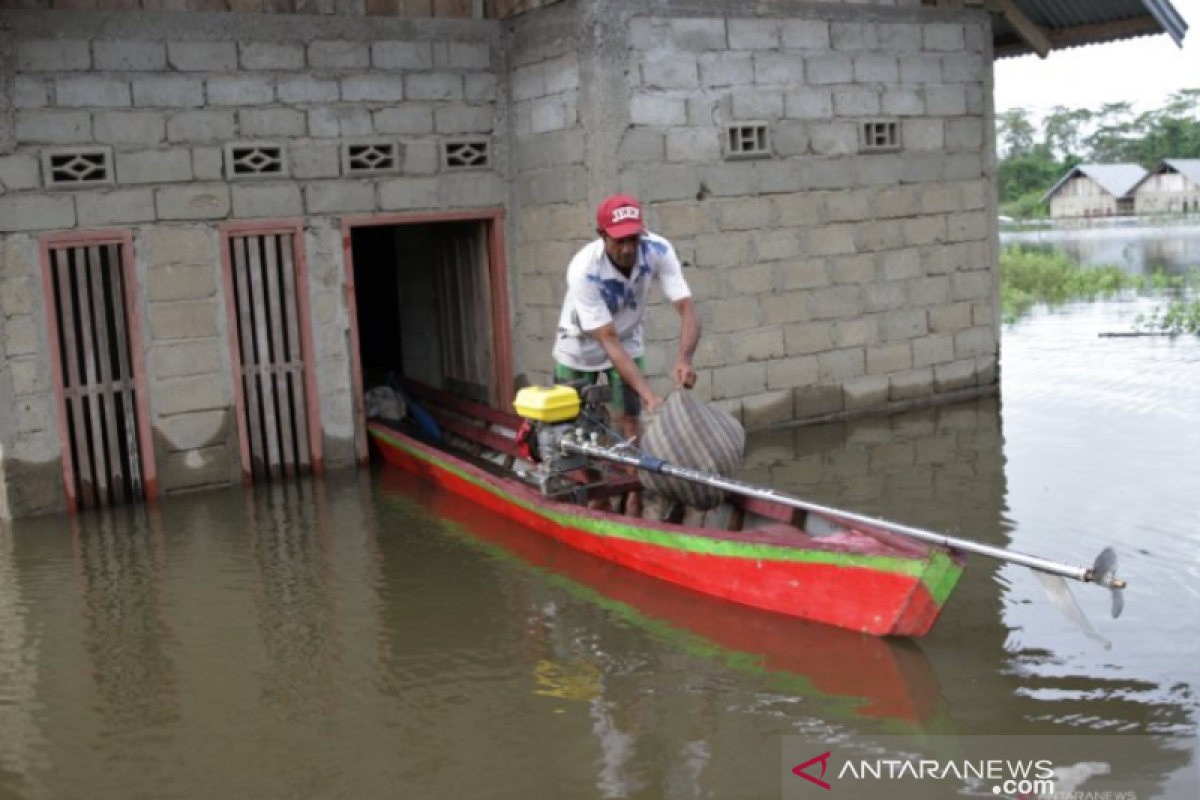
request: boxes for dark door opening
[349,219,505,459]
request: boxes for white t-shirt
[552,232,692,371]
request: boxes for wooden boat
[367,380,965,637]
[384,465,949,726]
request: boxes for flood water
[3,236,1200,799]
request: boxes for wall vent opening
[724,123,771,160]
[43,147,114,188]
[343,141,401,176]
[860,121,901,153]
[225,143,288,180]
[442,139,491,170]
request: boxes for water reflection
[1001,224,1200,274]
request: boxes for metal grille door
[222,224,323,483]
[41,232,156,513]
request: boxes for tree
[997,108,1036,158]
[1042,106,1092,160]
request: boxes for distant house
[1041,164,1148,218]
[1131,160,1200,214]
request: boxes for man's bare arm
[671,297,701,389]
[590,323,662,413]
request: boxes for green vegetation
[1000,245,1197,323]
[996,91,1200,217]
[1134,300,1200,334]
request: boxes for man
[552,194,701,440]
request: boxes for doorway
[343,212,512,463]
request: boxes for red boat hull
[369,422,962,637]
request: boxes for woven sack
[638,392,745,511]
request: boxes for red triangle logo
[792,751,832,790]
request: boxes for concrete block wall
[507,0,1000,430]
[0,10,505,516]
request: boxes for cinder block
[934,359,977,392]
[785,89,833,120]
[831,22,878,52]
[0,277,36,316]
[406,73,463,101]
[729,327,784,362]
[817,347,865,382]
[643,55,700,89]
[879,309,928,341]
[772,122,809,157]
[309,40,370,69]
[440,173,505,207]
[699,52,753,87]
[855,155,906,188]
[18,39,90,72]
[155,184,231,220]
[754,52,805,85]
[167,110,236,143]
[877,23,922,54]
[207,77,275,107]
[929,302,972,334]
[867,341,912,374]
[805,224,856,257]
[466,74,498,102]
[160,445,234,491]
[511,64,546,101]
[782,19,830,50]
[14,77,50,110]
[784,320,834,353]
[239,108,306,137]
[775,260,828,291]
[732,89,783,119]
[77,189,156,226]
[883,89,924,116]
[900,56,942,84]
[616,129,665,163]
[942,53,984,84]
[16,110,90,144]
[168,42,238,72]
[149,302,221,343]
[231,184,303,218]
[308,108,374,138]
[372,41,433,70]
[863,281,906,313]
[710,296,763,333]
[665,127,720,162]
[729,19,780,50]
[903,119,944,151]
[712,362,766,400]
[925,85,967,116]
[433,42,490,69]
[0,195,75,232]
[193,147,223,181]
[157,409,231,452]
[630,95,686,126]
[341,75,405,102]
[402,140,440,175]
[152,339,224,378]
[946,118,983,151]
[94,111,165,146]
[139,227,213,266]
[434,106,493,134]
[664,19,727,51]
[767,355,818,390]
[889,367,933,401]
[133,76,205,108]
[95,41,166,71]
[833,88,880,116]
[530,97,576,134]
[742,390,793,428]
[116,149,192,184]
[239,42,303,70]
[278,77,339,104]
[545,55,579,94]
[913,333,954,367]
[854,55,899,83]
[305,182,376,214]
[805,55,852,85]
[290,143,340,179]
[146,263,218,302]
[808,285,862,320]
[0,154,41,191]
[944,154,983,181]
[830,253,874,285]
[374,106,434,135]
[924,24,965,51]
[56,75,131,108]
[11,359,48,397]
[844,375,889,411]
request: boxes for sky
[993,0,1200,119]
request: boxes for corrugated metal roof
[994,0,1188,58]
[1130,159,1200,192]
[1040,164,1149,203]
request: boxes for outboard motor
[513,383,614,497]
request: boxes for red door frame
[219,219,325,483]
[340,209,513,465]
[39,229,159,513]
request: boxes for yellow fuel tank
[514,385,581,423]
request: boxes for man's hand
[672,357,697,389]
[642,392,665,414]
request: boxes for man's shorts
[554,357,644,417]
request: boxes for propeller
[1032,547,1125,650]
[1087,546,1126,619]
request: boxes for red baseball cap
[596,194,644,238]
